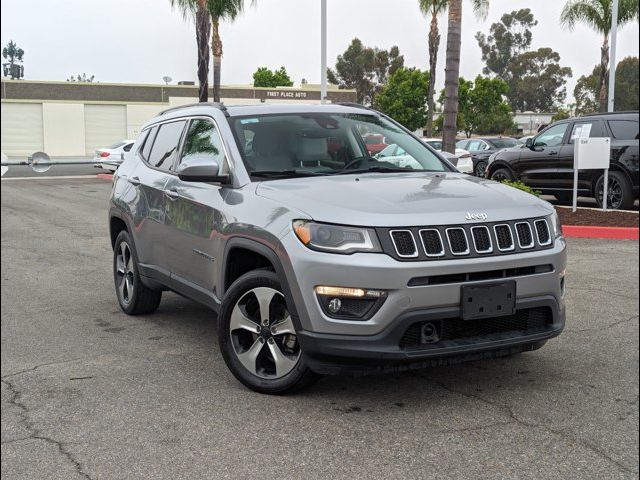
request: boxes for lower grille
[399,307,552,349]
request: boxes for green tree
[435,77,473,134]
[442,0,489,153]
[2,40,25,80]
[560,0,639,112]
[418,0,447,137]
[507,48,573,111]
[170,0,211,102]
[66,73,96,82]
[551,107,571,122]
[574,57,639,114]
[252,66,294,88]
[476,10,572,111]
[476,8,538,79]
[328,38,404,105]
[375,68,429,132]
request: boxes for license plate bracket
[461,281,516,320]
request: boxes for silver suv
[109,103,567,393]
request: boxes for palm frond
[418,0,447,16]
[560,0,609,32]
[169,0,198,20]
[470,0,489,20]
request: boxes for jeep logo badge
[465,212,488,221]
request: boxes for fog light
[328,298,342,314]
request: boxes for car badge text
[465,212,488,221]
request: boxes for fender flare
[221,236,304,332]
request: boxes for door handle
[547,151,558,156]
[128,176,141,186]
[165,188,180,200]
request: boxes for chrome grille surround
[445,227,470,256]
[470,226,494,254]
[534,219,552,246]
[515,222,535,249]
[418,229,445,257]
[493,224,515,252]
[389,230,418,258]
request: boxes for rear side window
[147,121,187,170]
[608,120,639,140]
[140,128,156,161]
[178,119,228,173]
[570,120,606,143]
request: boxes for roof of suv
[580,111,639,119]
[158,102,374,120]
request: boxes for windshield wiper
[250,170,330,178]
[334,166,431,175]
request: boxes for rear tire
[474,160,487,177]
[113,230,162,315]
[595,171,635,210]
[490,168,515,182]
[218,270,320,394]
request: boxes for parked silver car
[109,103,567,393]
[94,140,135,172]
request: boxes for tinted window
[427,140,443,150]
[140,128,156,161]
[487,138,518,149]
[535,123,569,147]
[570,120,606,144]
[456,140,468,149]
[467,140,487,151]
[179,119,227,173]
[608,120,639,140]
[123,143,134,152]
[148,121,186,170]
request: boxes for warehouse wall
[42,103,85,156]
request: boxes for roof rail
[159,102,229,117]
[336,102,372,111]
[581,110,639,117]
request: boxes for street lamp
[608,0,619,112]
[320,0,327,104]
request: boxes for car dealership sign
[265,90,309,99]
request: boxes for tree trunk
[598,33,610,113]
[425,9,440,138]
[442,0,462,154]
[212,18,223,103]
[195,1,211,103]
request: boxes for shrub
[501,180,541,197]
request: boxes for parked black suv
[486,112,639,210]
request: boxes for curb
[563,225,639,240]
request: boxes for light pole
[608,0,619,112]
[320,0,328,104]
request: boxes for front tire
[218,270,319,394]
[474,160,487,177]
[491,167,515,182]
[113,230,162,315]
[595,171,634,210]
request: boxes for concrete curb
[563,225,639,240]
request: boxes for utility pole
[320,0,328,104]
[608,0,619,112]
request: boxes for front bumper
[297,295,564,375]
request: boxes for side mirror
[177,155,230,184]
[525,138,534,148]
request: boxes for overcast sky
[1,0,638,104]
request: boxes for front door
[164,117,230,298]
[516,122,571,190]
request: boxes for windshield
[106,141,126,149]
[229,113,450,178]
[487,138,518,149]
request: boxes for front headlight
[293,220,382,254]
[549,211,563,238]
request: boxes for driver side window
[535,123,569,147]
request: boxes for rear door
[132,120,187,279]
[164,117,230,298]
[515,122,571,190]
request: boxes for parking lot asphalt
[1,177,638,480]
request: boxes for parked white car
[422,138,473,174]
[94,140,135,172]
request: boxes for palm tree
[442,0,488,153]
[561,0,639,112]
[419,0,447,138]
[206,0,256,102]
[170,0,211,102]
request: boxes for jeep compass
[109,103,567,393]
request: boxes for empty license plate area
[461,282,516,320]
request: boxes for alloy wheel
[597,177,624,210]
[229,287,301,379]
[475,161,487,177]
[115,242,135,305]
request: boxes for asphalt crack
[1,357,88,380]
[1,378,93,480]
[420,376,637,475]
[567,314,639,334]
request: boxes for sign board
[573,137,611,212]
[265,90,309,100]
[574,137,611,170]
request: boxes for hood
[256,172,553,227]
